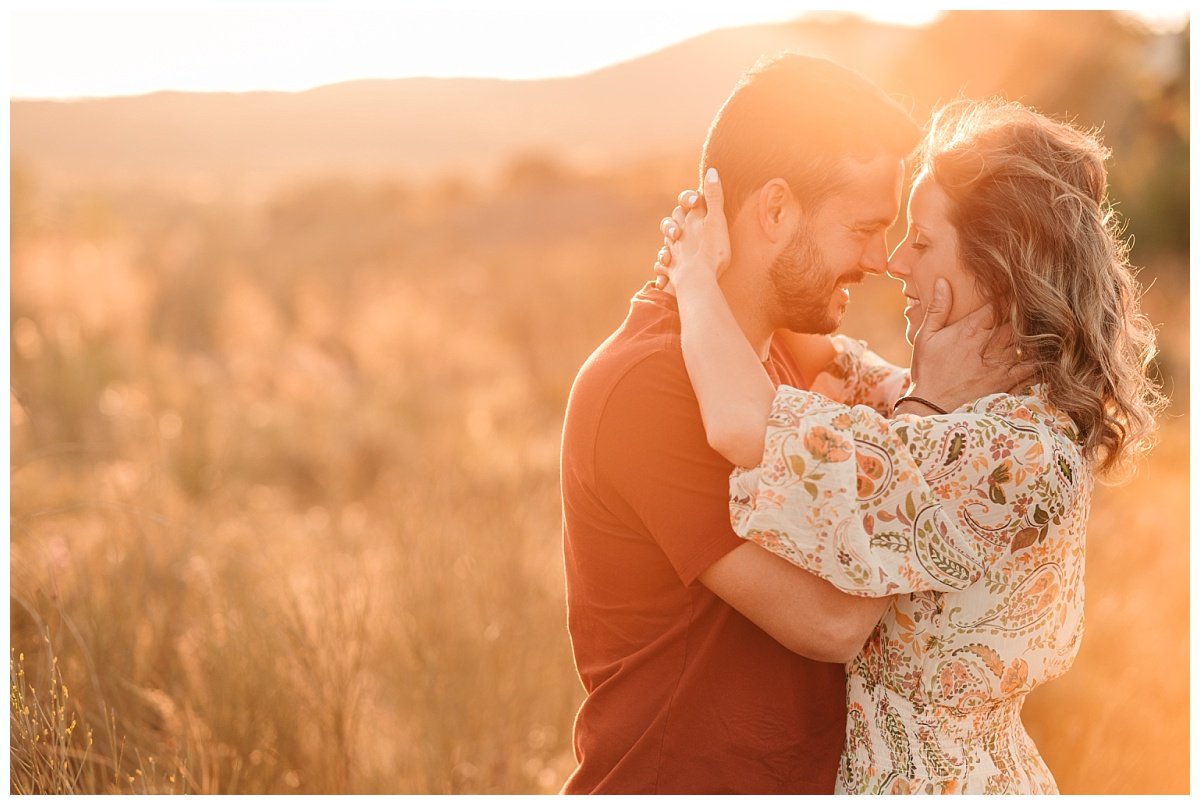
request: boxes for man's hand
[905,279,1032,413]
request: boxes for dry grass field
[9,155,1189,794]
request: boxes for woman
[655,98,1164,793]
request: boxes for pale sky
[7,1,1192,100]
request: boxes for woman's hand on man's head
[653,168,731,290]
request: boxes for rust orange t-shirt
[559,283,846,794]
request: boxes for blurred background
[9,6,1189,794]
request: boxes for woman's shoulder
[969,387,1092,489]
[969,386,1078,440]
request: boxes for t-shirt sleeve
[594,350,743,586]
[809,334,910,416]
[728,385,1067,596]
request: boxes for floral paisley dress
[730,337,1092,794]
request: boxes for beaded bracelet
[892,395,949,416]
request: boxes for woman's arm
[730,387,1082,596]
[660,169,777,468]
[674,271,776,468]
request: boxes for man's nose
[861,234,889,276]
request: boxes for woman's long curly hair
[917,98,1166,479]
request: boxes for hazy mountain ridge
[11,11,1186,201]
[9,17,915,192]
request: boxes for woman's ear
[755,178,797,243]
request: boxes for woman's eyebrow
[907,214,931,233]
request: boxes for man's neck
[657,271,775,362]
[719,273,776,363]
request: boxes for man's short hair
[701,53,921,214]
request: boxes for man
[558,54,923,794]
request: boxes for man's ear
[755,178,798,243]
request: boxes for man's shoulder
[569,325,691,412]
[562,325,703,480]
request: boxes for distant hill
[9,15,915,193]
[10,11,1185,201]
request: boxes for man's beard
[768,228,841,334]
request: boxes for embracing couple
[559,53,1163,794]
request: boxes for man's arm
[793,332,911,415]
[768,331,838,390]
[597,349,885,664]
[699,542,892,664]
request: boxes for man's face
[768,153,904,334]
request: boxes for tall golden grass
[9,160,1189,793]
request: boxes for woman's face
[887,170,986,345]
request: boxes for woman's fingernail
[706,167,718,184]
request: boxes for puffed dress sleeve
[729,385,1072,597]
[809,335,911,415]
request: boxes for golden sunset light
[8,2,1188,99]
[9,4,1190,797]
